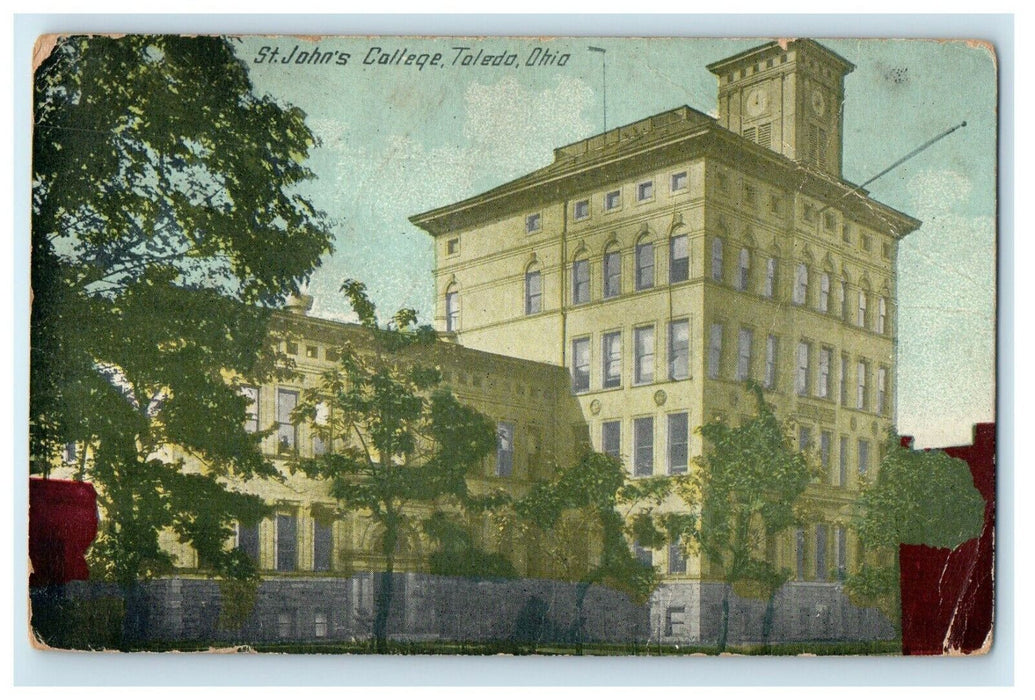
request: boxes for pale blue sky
[237,37,996,448]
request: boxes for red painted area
[899,423,995,655]
[29,478,98,587]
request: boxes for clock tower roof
[706,38,855,77]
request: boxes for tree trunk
[761,591,777,652]
[373,569,393,653]
[717,581,731,653]
[573,580,592,655]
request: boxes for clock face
[745,86,770,117]
[810,88,826,116]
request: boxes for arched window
[819,271,831,313]
[571,254,590,305]
[525,263,542,315]
[669,232,689,283]
[711,237,724,283]
[445,283,460,332]
[635,236,654,290]
[793,262,809,306]
[763,254,778,299]
[603,244,622,298]
[878,296,888,334]
[737,247,751,292]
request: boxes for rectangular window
[668,320,690,381]
[843,223,852,244]
[446,237,460,255]
[634,326,655,385]
[769,194,783,217]
[857,360,869,410]
[572,258,590,305]
[603,250,621,298]
[764,335,778,390]
[840,353,850,406]
[858,438,870,477]
[840,280,849,320]
[671,171,688,191]
[277,388,298,452]
[526,213,541,233]
[496,422,515,477]
[793,263,808,305]
[861,234,872,252]
[604,190,621,211]
[711,238,724,282]
[525,270,542,314]
[637,180,654,201]
[571,337,590,393]
[737,248,750,291]
[242,385,259,433]
[635,241,654,290]
[574,199,590,220]
[276,513,297,572]
[669,235,689,283]
[836,527,848,580]
[634,417,654,477]
[668,541,687,574]
[634,542,653,567]
[764,257,777,298]
[306,345,319,359]
[737,327,753,381]
[445,290,459,332]
[664,605,686,636]
[823,211,837,232]
[796,341,811,396]
[602,332,622,389]
[277,612,293,639]
[237,521,260,564]
[819,273,830,313]
[817,347,832,399]
[878,297,888,334]
[312,401,329,456]
[815,525,828,581]
[857,291,868,328]
[799,426,812,452]
[313,519,332,572]
[602,421,621,459]
[878,366,888,415]
[668,412,689,475]
[839,436,849,486]
[820,431,832,483]
[708,323,723,379]
[744,184,757,208]
[882,241,892,259]
[314,612,328,638]
[62,442,77,464]
[803,203,817,224]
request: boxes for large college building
[410,39,919,641]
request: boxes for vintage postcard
[28,34,996,656]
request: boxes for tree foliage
[31,35,332,586]
[291,280,499,651]
[846,435,986,625]
[688,384,812,651]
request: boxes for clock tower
[707,39,854,179]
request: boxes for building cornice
[409,106,920,240]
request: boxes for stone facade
[409,39,919,637]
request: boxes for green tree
[687,384,812,652]
[31,35,332,592]
[501,452,691,652]
[291,280,499,653]
[846,436,986,627]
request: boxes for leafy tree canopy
[31,35,332,585]
[291,280,499,650]
[688,383,812,650]
[846,435,986,625]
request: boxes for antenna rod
[588,46,607,133]
[819,120,967,214]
